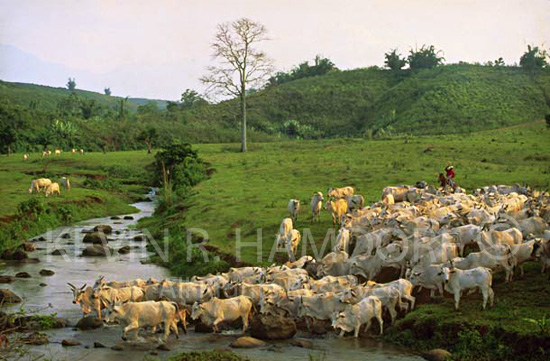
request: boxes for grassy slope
[0,150,153,250]
[195,65,550,136]
[0,80,168,112]
[173,120,550,263]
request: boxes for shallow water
[0,195,422,361]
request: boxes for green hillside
[201,64,550,137]
[0,64,549,154]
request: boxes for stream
[1,192,422,361]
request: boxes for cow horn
[67,282,76,289]
[80,284,87,290]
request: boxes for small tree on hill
[384,49,407,70]
[520,45,548,74]
[67,77,76,91]
[181,89,208,109]
[137,127,158,154]
[407,45,445,70]
[104,87,112,96]
[546,114,550,129]
[0,125,16,156]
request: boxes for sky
[0,0,549,100]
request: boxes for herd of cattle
[28,177,70,197]
[22,148,85,161]
[68,183,550,342]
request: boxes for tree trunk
[146,142,152,154]
[7,145,11,157]
[240,92,247,153]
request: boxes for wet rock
[421,349,452,361]
[230,336,266,349]
[251,314,296,340]
[50,249,67,256]
[40,283,47,287]
[82,245,111,257]
[60,233,71,239]
[133,235,145,242]
[290,338,314,348]
[94,342,106,348]
[37,236,46,242]
[15,271,31,278]
[110,216,121,220]
[307,320,332,335]
[111,344,124,351]
[39,269,55,276]
[93,225,113,234]
[22,332,48,345]
[81,229,93,234]
[113,221,123,224]
[1,249,28,261]
[0,275,14,283]
[62,339,81,346]
[157,343,171,351]
[150,351,159,356]
[118,246,131,254]
[115,230,122,235]
[21,242,36,252]
[83,231,109,244]
[18,258,40,264]
[76,316,103,330]
[124,216,134,220]
[0,288,22,303]
[52,317,68,328]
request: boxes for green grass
[0,150,154,251]
[156,120,550,266]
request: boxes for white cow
[106,300,185,341]
[276,218,293,249]
[60,177,71,191]
[332,296,383,337]
[288,199,300,221]
[191,295,253,333]
[442,266,494,310]
[28,178,52,193]
[44,182,61,197]
[311,192,324,222]
[328,186,355,199]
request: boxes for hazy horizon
[1,0,549,100]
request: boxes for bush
[17,198,46,220]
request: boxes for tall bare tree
[201,18,273,152]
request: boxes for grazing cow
[332,296,384,337]
[328,186,355,199]
[311,192,324,223]
[158,281,213,305]
[47,150,52,156]
[345,194,365,212]
[60,177,71,191]
[441,266,494,310]
[406,264,445,298]
[55,149,61,155]
[285,229,302,260]
[42,151,49,157]
[276,218,293,249]
[228,267,264,283]
[23,154,28,161]
[105,300,185,341]
[477,228,523,249]
[79,149,84,154]
[288,199,300,221]
[297,293,347,326]
[339,285,401,324]
[439,224,482,256]
[92,285,145,308]
[449,247,514,282]
[44,182,61,197]
[382,186,409,203]
[72,149,76,154]
[68,283,101,318]
[28,178,52,194]
[191,295,253,333]
[325,199,349,226]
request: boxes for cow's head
[68,283,87,304]
[93,275,106,289]
[191,302,204,320]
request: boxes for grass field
[165,120,550,265]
